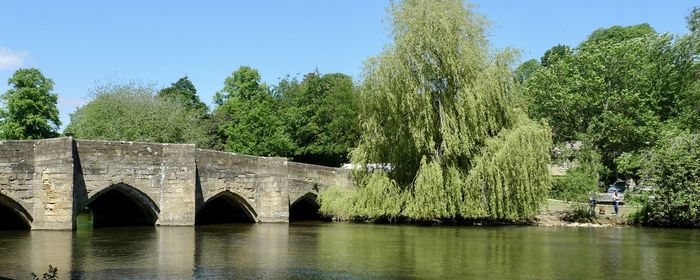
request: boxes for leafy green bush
[65,82,211,146]
[551,144,603,202]
[633,133,700,227]
[31,265,57,280]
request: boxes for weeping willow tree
[319,0,552,222]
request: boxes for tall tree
[277,71,359,166]
[213,66,265,105]
[212,66,293,156]
[65,82,210,146]
[524,28,695,177]
[319,0,552,222]
[157,76,208,114]
[0,68,61,139]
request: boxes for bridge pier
[27,138,76,230]
[156,144,197,226]
[255,157,290,223]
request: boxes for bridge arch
[0,192,32,230]
[289,192,323,222]
[85,183,160,227]
[196,190,257,225]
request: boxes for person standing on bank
[588,192,597,216]
[612,190,621,215]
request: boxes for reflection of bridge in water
[0,138,352,230]
[0,225,294,279]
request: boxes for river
[1,222,699,279]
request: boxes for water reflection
[1,224,700,279]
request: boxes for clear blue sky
[0,0,696,130]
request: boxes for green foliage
[461,116,552,220]
[677,80,700,131]
[514,59,541,83]
[583,23,656,45]
[676,8,700,130]
[524,31,695,176]
[634,133,700,227]
[277,72,360,166]
[689,7,700,34]
[31,264,58,280]
[319,0,552,223]
[214,66,265,105]
[157,76,208,114]
[0,68,61,139]
[352,173,406,220]
[212,66,293,156]
[402,157,452,220]
[540,44,572,67]
[65,82,210,146]
[551,146,602,202]
[614,151,646,178]
[318,186,357,220]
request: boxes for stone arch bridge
[0,138,353,230]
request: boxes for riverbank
[536,199,641,227]
[324,199,642,227]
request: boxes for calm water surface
[1,223,699,279]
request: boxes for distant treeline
[0,66,359,167]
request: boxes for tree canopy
[583,23,656,45]
[523,28,696,176]
[157,76,208,114]
[276,72,360,166]
[211,66,293,156]
[514,59,541,84]
[319,0,552,222]
[540,44,572,67]
[65,82,210,146]
[0,68,61,140]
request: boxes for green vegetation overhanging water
[1,222,699,279]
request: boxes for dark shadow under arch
[86,183,160,228]
[196,191,256,225]
[0,193,32,230]
[290,193,324,222]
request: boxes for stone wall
[0,138,354,229]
